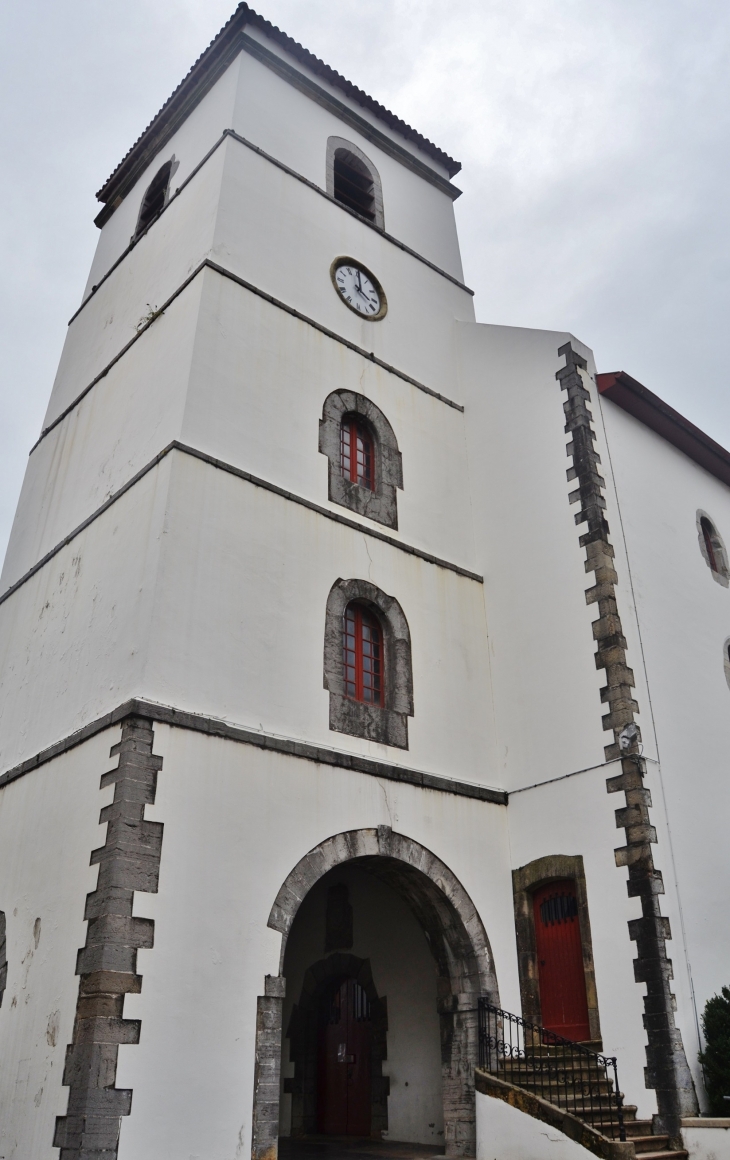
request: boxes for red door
[533,881,591,1042]
[318,978,372,1135]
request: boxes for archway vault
[251,826,499,1160]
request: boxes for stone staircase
[496,1050,688,1159]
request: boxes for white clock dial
[334,263,382,317]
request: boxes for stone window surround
[324,578,413,749]
[319,390,403,530]
[512,854,601,1044]
[326,136,385,230]
[697,509,729,587]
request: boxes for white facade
[0,8,726,1160]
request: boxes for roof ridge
[96,4,460,206]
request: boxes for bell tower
[0,8,504,1159]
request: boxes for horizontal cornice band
[225,128,472,291]
[83,126,471,324]
[0,697,507,806]
[38,255,463,453]
[0,440,483,609]
[176,442,483,579]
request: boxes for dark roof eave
[96,3,461,211]
[597,370,730,490]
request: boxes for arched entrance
[251,826,499,1160]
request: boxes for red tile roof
[597,371,730,488]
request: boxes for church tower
[0,7,708,1160]
[0,8,506,1158]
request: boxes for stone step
[626,1124,654,1138]
[506,1041,604,1055]
[498,1065,613,1083]
[628,1152,687,1160]
[505,1087,617,1106]
[499,1051,611,1067]
[631,1135,669,1154]
[498,1068,614,1088]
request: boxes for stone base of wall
[681,1118,730,1160]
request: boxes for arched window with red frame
[340,418,375,492]
[343,603,383,706]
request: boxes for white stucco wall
[231,42,465,279]
[140,447,494,781]
[476,1089,596,1160]
[84,53,244,298]
[210,132,473,396]
[182,267,476,568]
[0,458,170,772]
[112,723,515,1160]
[682,1120,730,1160]
[1,274,204,590]
[46,142,226,428]
[598,393,730,1105]
[508,766,655,1119]
[456,322,644,790]
[0,726,119,1160]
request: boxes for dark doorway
[533,880,590,1041]
[318,977,372,1135]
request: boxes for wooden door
[533,881,591,1042]
[318,977,372,1135]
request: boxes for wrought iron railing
[477,1000,626,1142]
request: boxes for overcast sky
[1,0,729,562]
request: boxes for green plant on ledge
[699,986,730,1115]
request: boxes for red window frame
[340,418,375,491]
[343,604,383,706]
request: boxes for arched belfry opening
[251,828,498,1160]
[134,156,176,238]
[326,137,385,229]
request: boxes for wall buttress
[557,342,698,1143]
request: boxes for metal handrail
[477,999,626,1142]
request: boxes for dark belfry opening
[701,516,720,573]
[333,150,376,221]
[135,160,173,237]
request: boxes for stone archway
[251,826,499,1160]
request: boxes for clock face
[332,261,384,318]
